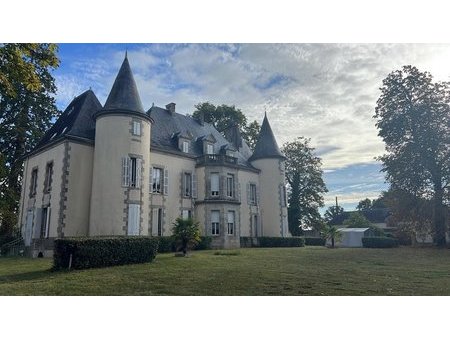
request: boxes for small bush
[194,236,212,250]
[258,237,305,248]
[157,236,176,253]
[304,237,326,246]
[362,237,399,248]
[53,236,159,270]
[240,237,255,248]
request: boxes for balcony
[196,154,238,166]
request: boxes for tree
[321,224,342,248]
[356,198,372,211]
[171,217,201,256]
[282,137,328,236]
[374,65,450,246]
[0,43,59,238]
[343,212,371,228]
[192,102,261,150]
[324,205,344,224]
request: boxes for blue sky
[53,43,450,212]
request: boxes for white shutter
[151,208,159,236]
[221,176,226,197]
[149,167,153,193]
[122,157,130,187]
[136,158,142,188]
[25,210,33,246]
[211,210,220,223]
[256,185,260,206]
[34,208,42,239]
[136,122,141,135]
[163,169,169,195]
[46,207,51,238]
[246,183,251,204]
[237,182,241,202]
[192,173,197,199]
[211,173,219,194]
[128,204,140,236]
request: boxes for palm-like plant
[171,217,201,256]
[321,224,342,248]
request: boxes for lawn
[1,247,450,295]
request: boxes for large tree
[374,65,450,246]
[282,137,328,235]
[192,102,261,150]
[0,43,59,238]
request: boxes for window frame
[183,172,192,197]
[227,210,235,235]
[249,183,257,205]
[182,141,189,153]
[152,167,163,194]
[226,173,234,198]
[211,210,220,236]
[206,143,214,155]
[210,172,219,197]
[30,168,38,197]
[132,120,141,136]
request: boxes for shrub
[240,237,254,248]
[157,236,176,253]
[258,237,305,248]
[362,237,399,248]
[304,237,326,246]
[194,236,212,250]
[172,218,201,255]
[53,236,159,270]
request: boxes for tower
[249,113,289,237]
[89,55,152,236]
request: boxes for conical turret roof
[100,54,145,115]
[249,113,285,162]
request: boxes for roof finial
[264,105,267,118]
[125,49,128,59]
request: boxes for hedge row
[258,237,305,247]
[53,237,159,270]
[362,237,399,248]
[157,236,212,253]
[304,237,326,246]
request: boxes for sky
[52,43,450,211]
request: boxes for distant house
[17,55,290,257]
[336,228,372,247]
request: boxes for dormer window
[182,141,189,153]
[206,143,214,155]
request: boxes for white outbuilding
[337,228,370,247]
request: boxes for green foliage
[157,236,176,253]
[192,102,261,150]
[52,237,159,270]
[374,65,450,246]
[0,43,60,237]
[171,218,201,255]
[324,205,344,223]
[213,250,240,256]
[282,137,328,236]
[362,237,399,248]
[258,237,305,248]
[193,236,212,251]
[321,224,342,248]
[240,236,255,248]
[356,198,372,211]
[304,237,326,246]
[344,212,371,228]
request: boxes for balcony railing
[196,154,238,166]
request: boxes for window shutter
[128,204,140,236]
[163,169,169,195]
[181,172,185,198]
[25,210,33,246]
[136,122,141,135]
[256,185,260,206]
[34,208,42,239]
[149,167,153,193]
[136,158,142,188]
[151,208,159,236]
[221,176,226,198]
[210,173,219,195]
[279,184,284,207]
[122,157,130,187]
[192,173,197,199]
[237,182,241,202]
[46,207,51,238]
[246,183,251,204]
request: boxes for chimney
[166,102,176,114]
[197,111,205,126]
[223,123,242,149]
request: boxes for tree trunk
[331,236,335,248]
[433,182,446,247]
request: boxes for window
[152,167,163,193]
[206,143,214,155]
[30,168,38,197]
[127,204,140,236]
[210,173,219,196]
[227,211,235,235]
[132,121,141,136]
[249,183,257,205]
[122,156,141,188]
[226,174,234,198]
[182,209,192,220]
[44,162,53,192]
[182,141,189,153]
[183,172,192,197]
[40,207,50,238]
[151,208,163,236]
[211,210,220,236]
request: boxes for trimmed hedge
[362,237,399,248]
[53,237,159,270]
[240,237,254,248]
[258,237,305,248]
[304,237,326,246]
[194,236,212,250]
[156,236,212,253]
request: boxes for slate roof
[148,105,254,168]
[248,113,285,161]
[100,55,145,115]
[33,89,102,152]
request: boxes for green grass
[1,247,450,295]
